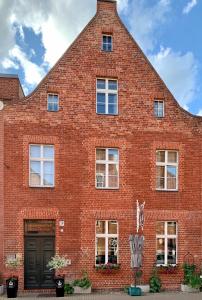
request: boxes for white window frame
[47,94,59,112]
[154,100,164,118]
[96,78,118,115]
[156,221,178,266]
[95,148,119,189]
[156,150,178,191]
[95,220,119,265]
[102,34,113,52]
[29,144,55,188]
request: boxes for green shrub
[149,268,161,293]
[64,283,74,295]
[73,272,91,289]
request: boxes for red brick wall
[0,111,4,273]
[2,0,202,291]
[0,76,23,101]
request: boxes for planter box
[73,286,92,294]
[0,285,4,295]
[128,287,142,296]
[181,284,200,293]
[137,285,149,294]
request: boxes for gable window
[156,221,177,265]
[102,35,112,52]
[96,79,118,115]
[96,220,118,265]
[156,150,178,191]
[154,100,164,118]
[96,148,119,189]
[47,94,59,111]
[29,145,54,187]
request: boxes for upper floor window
[96,79,118,115]
[96,148,119,189]
[96,220,118,265]
[156,150,178,191]
[156,221,177,265]
[154,100,164,118]
[29,145,54,187]
[102,35,112,52]
[47,94,59,112]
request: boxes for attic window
[47,94,59,112]
[154,100,164,118]
[102,35,112,52]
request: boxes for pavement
[1,292,202,300]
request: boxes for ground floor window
[156,221,177,265]
[95,220,118,265]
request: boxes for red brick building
[0,0,202,292]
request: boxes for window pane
[167,177,176,189]
[167,222,176,235]
[108,238,118,264]
[97,104,105,114]
[96,164,106,188]
[108,94,117,104]
[108,149,118,161]
[43,161,54,175]
[156,222,165,235]
[167,238,176,264]
[97,80,106,89]
[156,151,165,162]
[30,173,41,186]
[108,221,117,234]
[96,149,106,161]
[44,146,54,159]
[156,166,165,189]
[43,174,54,186]
[97,93,105,103]
[96,221,105,234]
[108,80,117,90]
[96,238,105,264]
[108,104,117,114]
[168,151,177,163]
[156,238,165,264]
[30,161,40,174]
[167,166,176,178]
[30,145,40,158]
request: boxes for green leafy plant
[95,263,120,271]
[182,263,201,289]
[134,269,143,287]
[189,273,201,289]
[47,255,71,270]
[149,268,161,293]
[64,283,74,294]
[73,272,91,289]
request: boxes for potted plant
[47,255,71,297]
[73,272,92,294]
[128,269,142,296]
[149,267,161,293]
[0,272,4,295]
[181,263,201,292]
[5,256,21,298]
[157,264,179,275]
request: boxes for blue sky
[0,0,201,115]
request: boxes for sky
[0,0,202,116]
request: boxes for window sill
[29,185,55,189]
[96,113,118,116]
[96,187,119,191]
[156,189,178,192]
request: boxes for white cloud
[127,0,171,52]
[183,0,197,14]
[9,45,45,86]
[149,47,198,107]
[197,109,202,116]
[1,57,19,69]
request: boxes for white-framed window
[96,79,118,115]
[154,100,164,118]
[29,145,54,187]
[96,148,119,189]
[102,35,112,52]
[156,221,177,265]
[156,150,178,191]
[47,94,59,111]
[95,220,118,265]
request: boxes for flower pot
[181,284,199,293]
[0,284,4,295]
[128,286,142,296]
[74,286,92,294]
[137,285,149,294]
[54,276,65,297]
[6,278,18,298]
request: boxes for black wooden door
[24,236,55,289]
